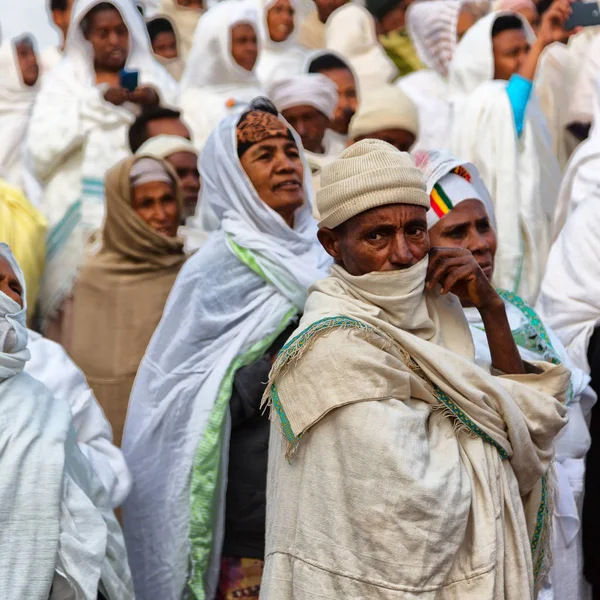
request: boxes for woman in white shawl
[418,149,594,600]
[27,0,178,341]
[397,0,488,152]
[0,35,40,194]
[121,99,329,600]
[180,0,264,149]
[448,7,569,304]
[0,243,134,600]
[254,0,306,88]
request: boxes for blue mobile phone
[119,69,139,92]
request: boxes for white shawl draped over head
[0,243,134,600]
[0,36,39,192]
[325,3,397,89]
[156,0,205,61]
[122,111,330,600]
[449,11,560,304]
[254,0,306,88]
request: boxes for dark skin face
[166,151,200,220]
[231,23,259,72]
[355,128,415,153]
[379,0,413,35]
[0,257,24,308]
[51,0,74,43]
[15,42,39,87]
[131,180,180,237]
[267,0,295,42]
[321,67,357,135]
[281,106,329,154]
[84,6,129,73]
[314,0,348,24]
[146,117,192,141]
[492,28,529,80]
[239,137,304,228]
[152,30,178,59]
[318,204,429,275]
[428,200,497,282]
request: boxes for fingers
[426,255,474,292]
[426,247,473,288]
[438,264,478,295]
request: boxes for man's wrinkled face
[317,203,430,275]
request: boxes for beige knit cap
[317,139,429,229]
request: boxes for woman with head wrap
[121,99,330,600]
[146,15,186,80]
[396,0,488,152]
[254,0,306,88]
[152,0,205,62]
[27,0,178,345]
[68,156,186,446]
[0,243,134,600]
[180,0,264,149]
[417,150,594,600]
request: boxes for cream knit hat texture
[317,139,429,229]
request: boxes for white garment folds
[449,12,561,304]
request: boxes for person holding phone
[26,0,178,346]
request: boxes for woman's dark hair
[243,96,279,117]
[308,53,351,75]
[50,0,68,11]
[147,17,176,42]
[491,14,524,37]
[80,2,120,35]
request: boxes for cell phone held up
[119,68,139,92]
[565,1,600,29]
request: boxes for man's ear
[317,227,342,261]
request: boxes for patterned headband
[236,110,296,158]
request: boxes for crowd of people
[1,0,600,597]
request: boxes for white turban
[130,158,173,188]
[349,85,419,140]
[269,74,339,121]
[136,134,198,160]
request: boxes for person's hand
[537,0,579,46]
[128,85,160,106]
[426,247,502,310]
[103,86,129,106]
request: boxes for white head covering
[269,73,338,120]
[257,0,298,50]
[136,134,198,158]
[0,244,30,379]
[180,0,261,90]
[155,0,205,61]
[130,157,173,186]
[348,85,418,139]
[325,3,397,89]
[414,149,496,229]
[407,0,490,78]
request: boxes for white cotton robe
[449,12,561,304]
[27,0,178,323]
[180,0,265,149]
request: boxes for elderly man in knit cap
[349,85,419,152]
[260,139,570,599]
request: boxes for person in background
[269,73,341,202]
[365,0,423,76]
[153,0,205,61]
[399,0,488,152]
[536,194,600,600]
[419,148,594,600]
[307,51,359,143]
[0,178,46,320]
[449,3,572,304]
[0,244,134,600]
[254,0,306,88]
[28,0,178,346]
[180,0,264,149]
[324,3,398,89]
[122,99,329,600]
[128,106,192,153]
[0,35,40,196]
[297,0,348,50]
[260,139,568,600]
[147,16,185,79]
[42,0,74,71]
[495,0,539,29]
[68,156,186,446]
[348,85,418,152]
[136,134,206,250]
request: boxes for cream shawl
[69,156,186,446]
[262,258,569,599]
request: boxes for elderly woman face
[0,256,24,308]
[428,199,497,280]
[132,180,180,237]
